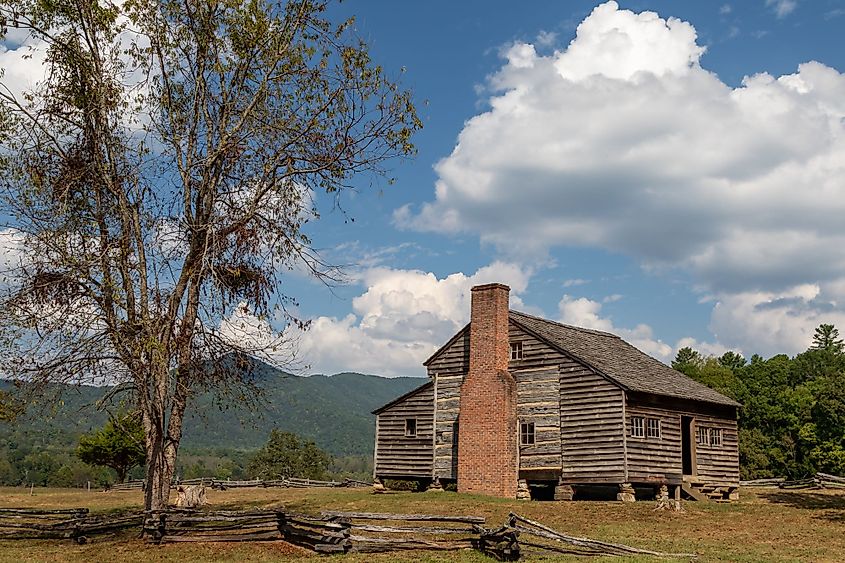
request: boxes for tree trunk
[142,396,175,511]
[144,433,171,510]
[141,365,190,511]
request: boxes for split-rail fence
[740,472,845,490]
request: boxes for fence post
[153,512,167,543]
[276,510,286,540]
[72,509,88,545]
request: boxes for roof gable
[423,323,469,367]
[372,381,433,415]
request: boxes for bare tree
[0,0,419,510]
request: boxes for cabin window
[646,417,661,438]
[510,341,524,360]
[710,428,722,447]
[696,426,722,447]
[520,421,535,445]
[405,418,417,438]
[631,416,645,438]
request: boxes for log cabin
[372,283,741,502]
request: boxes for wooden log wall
[426,327,471,373]
[692,413,740,485]
[431,322,573,479]
[624,404,683,483]
[422,316,739,487]
[624,397,739,485]
[508,322,568,371]
[429,329,469,480]
[559,365,626,483]
[374,383,435,479]
[428,320,633,482]
[504,325,569,474]
[515,367,562,472]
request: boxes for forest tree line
[0,427,373,488]
[675,324,845,479]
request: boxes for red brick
[457,283,518,498]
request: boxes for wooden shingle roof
[509,310,741,408]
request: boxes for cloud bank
[291,262,531,376]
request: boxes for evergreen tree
[718,351,747,370]
[812,324,844,354]
[672,346,703,376]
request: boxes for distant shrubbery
[0,436,372,487]
[76,413,146,483]
[247,430,332,480]
[0,443,115,487]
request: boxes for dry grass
[0,486,843,562]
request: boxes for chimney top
[471,283,511,293]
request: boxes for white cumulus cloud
[397,0,845,358]
[292,262,531,376]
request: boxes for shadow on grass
[759,491,845,522]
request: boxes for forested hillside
[0,361,422,485]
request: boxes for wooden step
[680,483,709,502]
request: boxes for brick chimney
[457,283,518,498]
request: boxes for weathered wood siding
[509,323,566,473]
[508,322,567,371]
[693,413,740,484]
[424,317,738,487]
[427,329,470,480]
[559,365,626,483]
[431,322,573,479]
[624,394,739,485]
[374,384,434,479]
[515,367,562,471]
[426,328,470,373]
[432,372,462,479]
[509,321,626,481]
[624,404,683,483]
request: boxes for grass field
[1,486,843,562]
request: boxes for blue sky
[2,0,843,377]
[277,0,845,376]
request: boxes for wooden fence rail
[321,510,485,555]
[108,476,371,492]
[0,508,143,544]
[2,507,698,559]
[140,508,693,559]
[739,477,785,487]
[508,513,697,559]
[740,472,845,490]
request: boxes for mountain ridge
[0,361,423,457]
